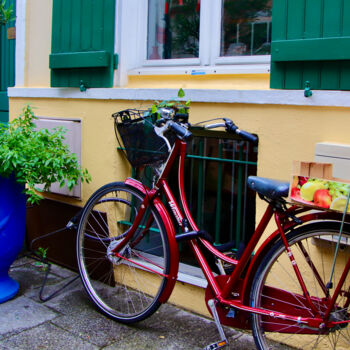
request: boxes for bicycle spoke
[251,223,350,349]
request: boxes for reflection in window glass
[221,0,272,57]
[147,0,200,60]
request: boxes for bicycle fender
[124,178,179,303]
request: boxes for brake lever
[223,118,237,133]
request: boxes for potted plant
[0,105,91,303]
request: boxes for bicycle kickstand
[204,299,228,350]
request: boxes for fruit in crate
[300,181,326,201]
[313,189,332,209]
[291,175,350,212]
[330,196,350,212]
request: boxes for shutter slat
[323,0,342,37]
[304,1,322,39]
[271,0,288,41]
[0,0,15,122]
[286,0,305,40]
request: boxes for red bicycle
[76,108,350,349]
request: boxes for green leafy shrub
[0,105,91,203]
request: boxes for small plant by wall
[0,0,15,26]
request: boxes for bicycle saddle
[247,176,289,199]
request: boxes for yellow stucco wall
[10,98,350,205]
[24,0,52,87]
[127,74,270,90]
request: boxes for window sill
[129,64,270,76]
[8,87,350,108]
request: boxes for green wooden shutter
[0,0,16,122]
[50,0,116,89]
[270,0,350,90]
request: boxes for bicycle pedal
[203,340,228,350]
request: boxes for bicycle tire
[76,182,170,323]
[250,221,350,350]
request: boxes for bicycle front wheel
[250,221,350,350]
[76,182,170,323]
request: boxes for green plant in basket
[0,105,91,204]
[145,88,191,120]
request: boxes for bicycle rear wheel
[250,221,350,350]
[76,182,170,323]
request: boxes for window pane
[147,0,200,60]
[221,0,272,57]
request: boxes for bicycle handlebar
[203,119,258,144]
[156,108,257,144]
[169,121,193,141]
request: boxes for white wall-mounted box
[35,117,82,198]
[315,143,350,181]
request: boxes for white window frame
[115,0,271,85]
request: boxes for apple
[291,187,301,199]
[300,181,326,201]
[313,189,332,209]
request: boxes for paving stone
[49,263,78,279]
[25,273,82,304]
[39,282,93,315]
[0,322,98,350]
[144,303,245,349]
[104,330,198,350]
[9,258,63,298]
[52,308,136,347]
[0,296,57,338]
[230,333,257,350]
[1,257,261,350]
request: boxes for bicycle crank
[203,299,228,350]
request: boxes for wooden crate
[289,161,350,213]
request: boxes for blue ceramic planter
[0,175,26,303]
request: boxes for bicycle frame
[118,137,350,331]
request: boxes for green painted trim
[114,54,119,69]
[50,51,110,69]
[0,111,9,123]
[187,154,257,166]
[196,139,204,227]
[0,92,9,111]
[215,142,223,244]
[272,37,350,62]
[235,148,244,245]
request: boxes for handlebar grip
[169,121,193,141]
[236,129,258,144]
[174,113,189,119]
[224,119,258,144]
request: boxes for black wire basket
[112,109,170,167]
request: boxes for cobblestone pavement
[0,257,258,349]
